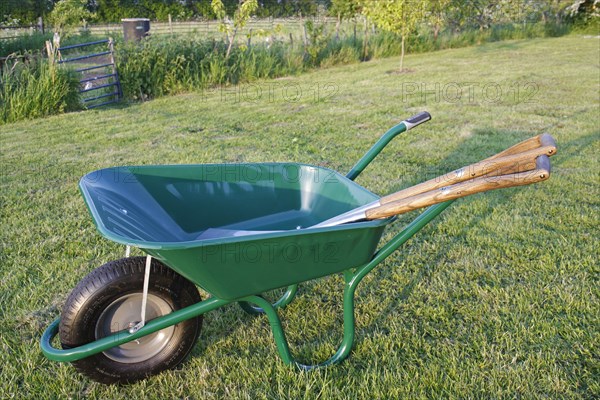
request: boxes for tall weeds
[0,58,81,124]
[116,21,570,103]
[0,32,52,57]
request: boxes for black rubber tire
[59,257,202,384]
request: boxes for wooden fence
[87,17,341,36]
[1,17,364,45]
[0,17,45,38]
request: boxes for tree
[361,0,426,71]
[567,0,600,22]
[442,1,510,31]
[547,0,583,23]
[330,0,361,39]
[330,0,361,18]
[47,0,93,37]
[426,0,451,39]
[212,0,259,58]
[1,0,54,25]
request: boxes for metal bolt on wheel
[95,293,175,364]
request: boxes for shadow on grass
[83,100,131,113]
[246,126,567,364]
[473,40,526,53]
[358,128,545,333]
[183,127,595,366]
[157,125,596,371]
[552,129,599,164]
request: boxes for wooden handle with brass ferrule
[366,155,551,220]
[483,133,556,162]
[379,134,556,203]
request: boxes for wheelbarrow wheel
[59,256,202,384]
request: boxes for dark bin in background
[122,18,150,42]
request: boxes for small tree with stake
[212,0,258,59]
[361,0,426,72]
[330,0,362,39]
[426,0,451,41]
[47,0,93,38]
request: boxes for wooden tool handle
[379,134,557,204]
[495,133,556,174]
[483,133,556,161]
[366,155,551,220]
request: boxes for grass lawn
[1,35,598,399]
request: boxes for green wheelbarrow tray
[79,162,392,300]
[40,112,557,383]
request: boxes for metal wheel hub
[95,293,174,363]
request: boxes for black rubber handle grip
[405,111,432,126]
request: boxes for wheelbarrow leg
[241,201,455,369]
[238,284,299,315]
[242,271,356,369]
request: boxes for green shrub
[367,21,572,59]
[320,42,361,68]
[0,31,110,57]
[116,36,303,101]
[0,32,52,57]
[0,58,81,124]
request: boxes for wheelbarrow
[40,112,557,384]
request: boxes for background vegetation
[1,35,598,398]
[0,18,571,124]
[114,19,570,103]
[2,0,588,124]
[2,0,598,25]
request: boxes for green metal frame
[40,201,452,364]
[238,284,299,315]
[347,120,410,180]
[239,201,453,369]
[40,118,455,368]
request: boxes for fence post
[45,41,54,64]
[363,16,369,60]
[108,37,122,99]
[168,14,173,35]
[38,16,44,34]
[300,13,308,46]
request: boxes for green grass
[1,35,598,399]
